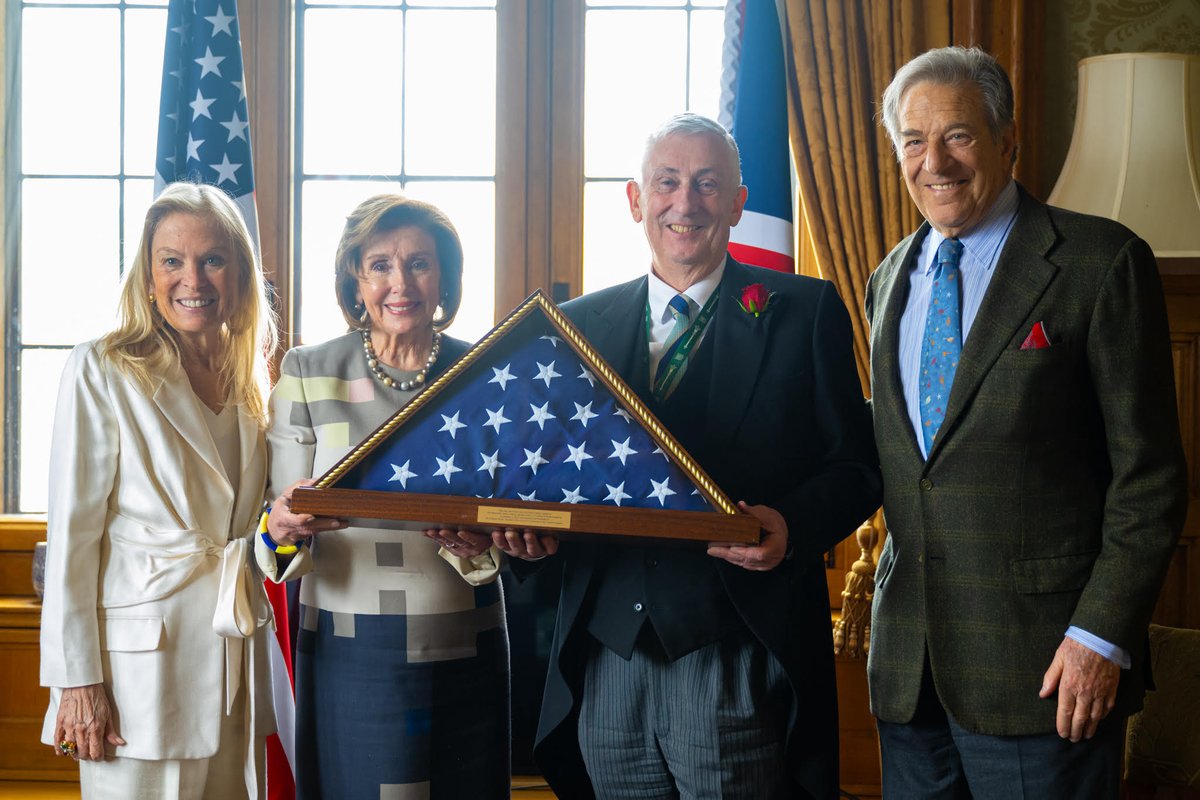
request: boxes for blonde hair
[101,182,278,423]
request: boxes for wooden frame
[290,291,761,543]
[290,488,757,544]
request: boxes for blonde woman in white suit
[39,182,286,799]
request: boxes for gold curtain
[782,0,945,394]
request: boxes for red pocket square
[1020,321,1052,350]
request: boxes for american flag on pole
[155,4,295,799]
[154,0,257,239]
[719,0,794,273]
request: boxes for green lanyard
[646,290,720,401]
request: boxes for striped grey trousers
[578,627,791,799]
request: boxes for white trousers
[79,689,264,800]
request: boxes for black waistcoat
[583,330,741,660]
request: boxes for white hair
[640,112,743,183]
[879,46,1016,163]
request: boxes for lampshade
[1048,52,1200,258]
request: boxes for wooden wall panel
[836,653,880,798]
[0,520,72,781]
[1157,268,1200,631]
[0,606,75,781]
[0,520,41,597]
[826,536,853,610]
[1172,335,1196,492]
[0,553,32,597]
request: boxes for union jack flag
[340,308,714,514]
[719,0,793,273]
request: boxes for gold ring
[59,740,77,755]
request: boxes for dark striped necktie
[654,293,692,384]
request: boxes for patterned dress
[266,332,509,800]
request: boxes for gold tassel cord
[833,512,882,658]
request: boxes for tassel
[833,513,882,658]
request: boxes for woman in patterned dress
[257,194,509,799]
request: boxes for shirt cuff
[1065,626,1131,669]
[437,545,502,586]
[254,531,311,582]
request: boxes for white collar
[647,257,727,324]
[922,180,1019,276]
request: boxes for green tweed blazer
[864,185,1188,736]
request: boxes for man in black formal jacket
[493,113,881,800]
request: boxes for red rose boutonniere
[737,283,775,318]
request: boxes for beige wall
[1040,0,1200,194]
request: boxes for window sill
[0,516,46,550]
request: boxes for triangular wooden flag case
[290,290,759,543]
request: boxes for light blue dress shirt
[897,180,1128,669]
[899,181,1019,454]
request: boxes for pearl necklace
[361,329,441,392]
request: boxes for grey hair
[640,112,743,184]
[879,46,1015,162]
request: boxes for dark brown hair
[333,194,465,331]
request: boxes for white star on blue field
[339,316,713,512]
[156,2,256,203]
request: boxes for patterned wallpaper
[1041,0,1200,193]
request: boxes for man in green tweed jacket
[864,46,1188,798]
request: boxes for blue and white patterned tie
[919,238,964,454]
[655,294,692,383]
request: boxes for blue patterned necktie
[919,238,964,454]
[655,294,692,383]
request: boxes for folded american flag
[337,299,714,514]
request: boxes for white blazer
[39,340,276,765]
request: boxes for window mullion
[547,0,585,304]
[237,0,292,358]
[1,0,20,511]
